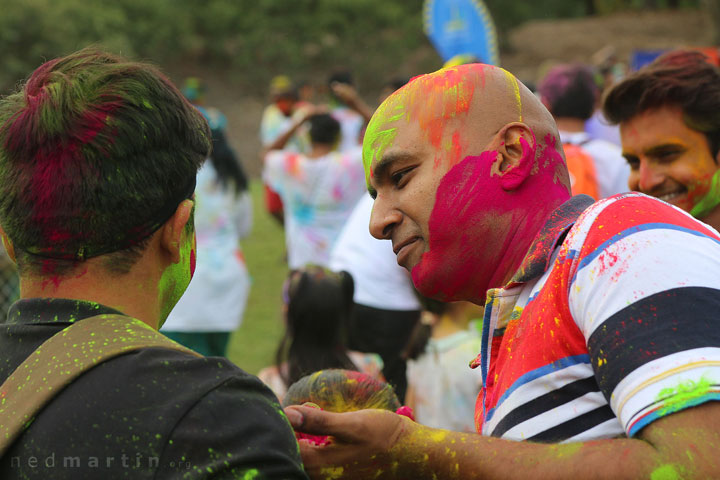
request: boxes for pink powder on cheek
[412,137,570,301]
[190,248,196,278]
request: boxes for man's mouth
[656,189,686,203]
[393,237,420,266]
[393,237,420,255]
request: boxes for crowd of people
[0,43,718,479]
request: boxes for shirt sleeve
[262,151,288,196]
[155,375,308,479]
[567,194,720,437]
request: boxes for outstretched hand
[284,406,417,480]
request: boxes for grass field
[226,180,289,374]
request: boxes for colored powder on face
[411,135,568,301]
[650,464,681,480]
[157,231,194,326]
[690,168,720,218]
[502,68,523,122]
[189,248,196,278]
[362,65,481,186]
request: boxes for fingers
[285,405,360,441]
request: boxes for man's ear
[160,199,194,264]
[0,225,16,263]
[493,122,536,191]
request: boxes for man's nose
[636,159,666,193]
[369,195,402,240]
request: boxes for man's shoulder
[566,193,720,256]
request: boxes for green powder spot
[690,169,720,218]
[241,468,260,479]
[362,100,406,185]
[650,464,681,480]
[656,376,714,416]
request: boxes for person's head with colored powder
[363,63,571,304]
[603,49,720,230]
[538,63,599,123]
[270,75,298,117]
[283,369,413,445]
[0,47,210,325]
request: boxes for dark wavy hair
[603,49,720,159]
[275,266,358,387]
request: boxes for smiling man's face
[622,106,720,216]
[363,64,570,303]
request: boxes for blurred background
[0,0,716,373]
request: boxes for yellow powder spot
[320,467,344,479]
[429,430,447,443]
[501,68,522,122]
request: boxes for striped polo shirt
[473,193,720,442]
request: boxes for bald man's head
[363,64,566,191]
[365,64,572,303]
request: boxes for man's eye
[624,156,640,170]
[654,150,683,162]
[391,167,414,186]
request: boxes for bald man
[284,64,720,479]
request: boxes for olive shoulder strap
[0,314,201,457]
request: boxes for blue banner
[424,0,499,66]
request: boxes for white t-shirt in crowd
[331,106,365,153]
[263,148,366,269]
[330,194,421,311]
[162,162,252,332]
[407,329,484,432]
[560,130,630,199]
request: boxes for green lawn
[226,180,289,374]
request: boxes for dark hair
[309,113,341,145]
[603,49,720,159]
[328,70,354,87]
[275,266,357,387]
[282,369,401,412]
[0,47,210,276]
[538,64,598,121]
[209,129,248,195]
[402,297,449,361]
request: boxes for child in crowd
[404,300,484,433]
[258,266,384,401]
[283,369,413,445]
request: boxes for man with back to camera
[263,111,366,269]
[603,49,720,231]
[283,63,720,479]
[0,48,308,479]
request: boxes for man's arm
[261,105,325,157]
[285,401,720,479]
[330,83,374,124]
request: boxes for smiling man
[284,63,720,479]
[603,50,720,230]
